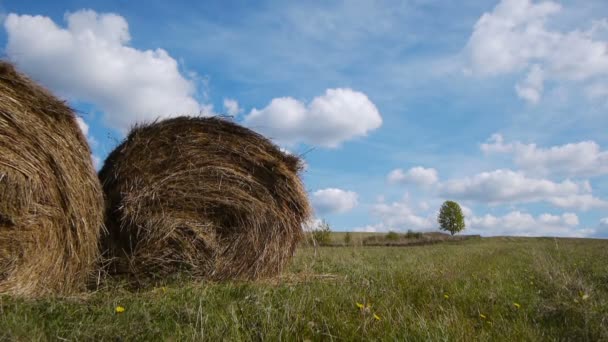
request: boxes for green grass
[2,237,607,341]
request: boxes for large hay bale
[0,62,104,297]
[99,117,311,281]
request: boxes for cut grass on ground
[1,237,607,341]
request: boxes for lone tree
[438,200,465,235]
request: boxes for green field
[1,237,607,341]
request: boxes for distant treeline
[302,231,481,247]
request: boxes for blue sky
[2,0,608,237]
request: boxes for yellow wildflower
[479,313,486,319]
[582,294,590,300]
[115,306,125,314]
[373,313,381,321]
[513,302,521,309]
[444,294,449,299]
[356,302,365,309]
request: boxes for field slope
[1,237,607,341]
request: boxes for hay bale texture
[99,117,311,281]
[0,62,104,297]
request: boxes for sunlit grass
[1,237,607,340]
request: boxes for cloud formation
[467,211,592,237]
[387,166,439,186]
[481,134,608,177]
[312,188,359,214]
[244,88,382,148]
[365,196,436,232]
[223,98,242,116]
[440,169,608,211]
[466,0,608,103]
[5,10,208,132]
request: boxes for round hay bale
[99,117,311,281]
[0,62,104,297]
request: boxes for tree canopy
[438,200,465,235]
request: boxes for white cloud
[480,133,513,153]
[302,218,323,232]
[223,98,242,116]
[546,194,608,211]
[75,116,100,166]
[586,82,608,101]
[387,166,438,186]
[92,155,101,169]
[440,169,608,211]
[418,201,430,211]
[312,188,358,214]
[467,211,593,237]
[244,88,382,147]
[515,64,544,104]
[353,224,380,233]
[460,204,474,218]
[75,117,89,136]
[370,197,435,231]
[5,10,208,132]
[481,134,608,177]
[465,0,608,103]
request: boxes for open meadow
[1,237,607,341]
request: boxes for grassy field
[1,237,607,341]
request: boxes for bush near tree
[344,232,352,245]
[386,231,400,241]
[405,229,423,239]
[312,220,332,246]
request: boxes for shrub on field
[386,231,400,241]
[405,229,422,239]
[344,232,352,245]
[312,220,332,246]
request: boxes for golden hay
[0,62,104,297]
[99,117,311,281]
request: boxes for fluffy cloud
[481,134,608,177]
[5,10,208,132]
[387,166,438,186]
[244,88,382,147]
[75,116,100,168]
[515,64,544,104]
[223,98,242,116]
[546,195,608,211]
[439,169,608,211]
[465,0,608,103]
[91,155,102,169]
[312,188,359,214]
[586,82,608,101]
[369,196,435,231]
[467,211,593,237]
[75,117,89,136]
[353,224,380,233]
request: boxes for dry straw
[0,62,104,297]
[99,117,311,282]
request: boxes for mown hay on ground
[0,61,104,297]
[99,117,311,282]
